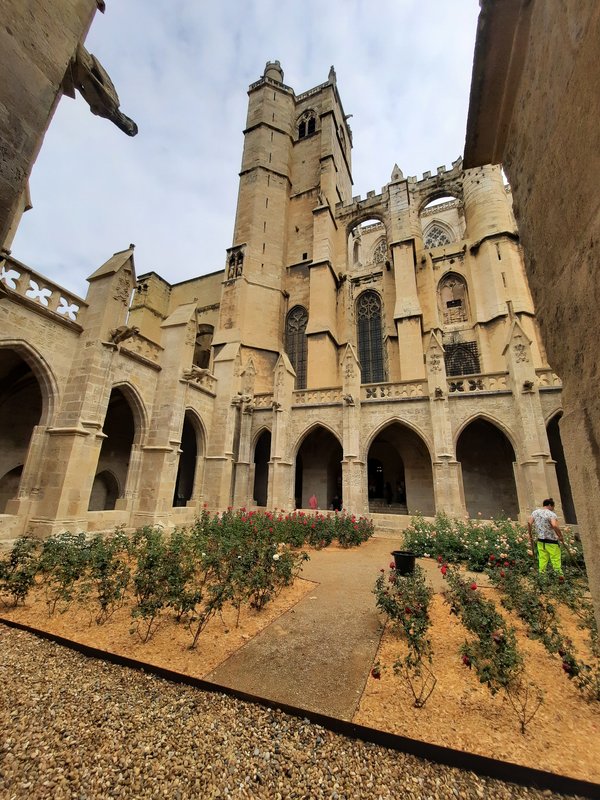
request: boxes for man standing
[527,498,564,578]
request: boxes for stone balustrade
[253,393,274,410]
[447,372,509,394]
[0,254,86,325]
[535,369,562,388]
[292,387,343,406]
[361,380,427,401]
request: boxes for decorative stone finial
[391,163,404,182]
[328,65,337,84]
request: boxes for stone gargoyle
[110,325,139,344]
[182,366,210,382]
[62,43,138,136]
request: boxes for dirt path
[204,537,397,719]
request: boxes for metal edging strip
[1,616,598,799]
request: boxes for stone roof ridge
[87,244,135,282]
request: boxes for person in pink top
[308,493,318,510]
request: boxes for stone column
[425,331,466,517]
[132,304,198,527]
[340,344,367,515]
[203,343,242,509]
[268,353,295,509]
[233,360,256,508]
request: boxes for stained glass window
[444,341,480,376]
[285,306,308,389]
[356,291,385,383]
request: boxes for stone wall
[0,0,97,248]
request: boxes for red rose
[441,565,447,576]
[437,555,443,563]
[489,554,495,561]
[462,655,471,666]
[503,561,509,567]
[500,570,505,578]
[389,562,396,569]
[470,582,477,590]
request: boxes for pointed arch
[294,423,342,510]
[252,428,272,507]
[457,416,519,518]
[423,220,455,249]
[111,381,148,444]
[454,412,518,456]
[366,419,434,515]
[0,339,59,425]
[293,420,343,457]
[173,408,206,506]
[438,271,470,325]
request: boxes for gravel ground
[0,626,587,800]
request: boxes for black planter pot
[391,550,416,575]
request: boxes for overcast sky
[11,1,480,299]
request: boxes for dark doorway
[173,414,198,507]
[367,423,430,514]
[89,388,135,510]
[547,413,577,524]
[253,430,271,507]
[295,427,342,509]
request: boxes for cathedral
[0,60,576,541]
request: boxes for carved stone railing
[253,393,274,410]
[292,387,343,406]
[361,380,427,401]
[535,369,562,389]
[0,255,86,325]
[447,372,509,394]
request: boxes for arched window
[438,273,469,325]
[372,238,387,264]
[285,306,308,389]
[298,110,316,140]
[424,222,452,249]
[445,341,480,376]
[356,291,385,383]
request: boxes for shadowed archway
[367,422,434,515]
[457,418,518,519]
[89,387,136,511]
[253,430,271,507]
[295,426,342,510]
[547,413,577,524]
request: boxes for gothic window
[226,248,244,280]
[285,306,308,389]
[372,238,387,264]
[424,223,452,249]
[438,273,469,325]
[444,341,480,376]
[298,111,316,140]
[356,291,385,383]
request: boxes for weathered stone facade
[0,59,575,542]
[464,0,599,627]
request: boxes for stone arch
[546,411,577,524]
[293,421,343,457]
[88,469,120,512]
[111,381,148,444]
[418,190,462,215]
[454,411,519,458]
[0,343,57,512]
[364,416,434,460]
[252,428,272,507]
[0,339,58,426]
[457,416,519,519]
[365,419,434,515]
[173,409,206,507]
[297,108,317,139]
[294,424,342,510]
[345,213,390,245]
[88,385,143,511]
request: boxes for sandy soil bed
[0,576,315,679]
[354,586,600,785]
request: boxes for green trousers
[537,541,563,575]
